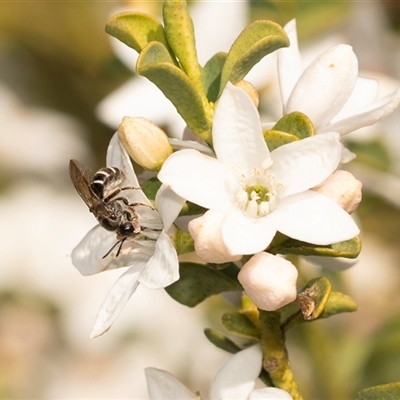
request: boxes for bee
[69,159,153,258]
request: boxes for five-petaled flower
[158,83,360,262]
[71,133,179,338]
[145,344,293,399]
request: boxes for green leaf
[204,328,241,354]
[221,312,260,340]
[269,236,362,259]
[137,41,212,141]
[165,262,242,307]
[297,277,332,320]
[105,12,171,56]
[319,291,358,318]
[172,229,194,256]
[140,177,162,203]
[353,383,400,400]
[219,20,289,94]
[162,0,202,85]
[263,130,299,151]
[272,111,315,139]
[202,52,227,102]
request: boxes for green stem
[259,310,303,400]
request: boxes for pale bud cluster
[118,116,173,171]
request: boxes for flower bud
[313,170,362,214]
[188,210,242,264]
[234,80,259,108]
[238,252,298,311]
[118,116,173,171]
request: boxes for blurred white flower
[159,83,359,259]
[0,84,89,177]
[271,19,400,139]
[238,253,298,311]
[146,344,293,400]
[71,133,179,338]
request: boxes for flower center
[235,158,283,218]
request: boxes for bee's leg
[103,186,138,203]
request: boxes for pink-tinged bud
[118,116,173,171]
[234,80,259,108]
[188,210,242,264]
[238,252,298,311]
[313,170,362,214]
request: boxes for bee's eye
[119,222,135,235]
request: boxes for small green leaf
[202,52,228,102]
[162,0,202,85]
[219,20,289,94]
[137,42,212,141]
[319,291,358,319]
[297,277,332,320]
[140,177,162,203]
[221,312,260,340]
[353,383,400,400]
[165,262,242,307]
[263,130,299,151]
[272,111,315,139]
[106,12,171,56]
[269,236,362,259]
[204,328,241,354]
[172,229,194,256]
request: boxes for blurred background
[1,1,400,399]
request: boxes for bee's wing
[69,159,98,208]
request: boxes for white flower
[71,133,179,338]
[273,19,400,138]
[145,344,293,400]
[158,83,359,259]
[238,253,298,311]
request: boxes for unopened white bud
[238,252,298,311]
[118,116,173,171]
[188,210,242,264]
[234,80,259,108]
[313,170,362,214]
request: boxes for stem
[258,310,303,400]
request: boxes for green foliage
[272,111,315,139]
[203,328,241,354]
[353,383,400,400]
[269,235,362,259]
[165,263,242,307]
[106,1,289,143]
[221,312,260,340]
[219,20,289,95]
[319,291,358,319]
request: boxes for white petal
[286,44,358,130]
[320,87,400,135]
[278,19,303,110]
[89,264,144,338]
[332,77,379,122]
[96,76,186,135]
[106,132,154,204]
[270,132,341,197]
[213,83,269,175]
[139,231,179,289]
[71,225,149,275]
[271,190,360,245]
[145,368,197,400]
[306,255,359,271]
[221,209,277,255]
[155,184,186,232]
[158,149,238,209]
[248,388,294,400]
[209,344,263,400]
